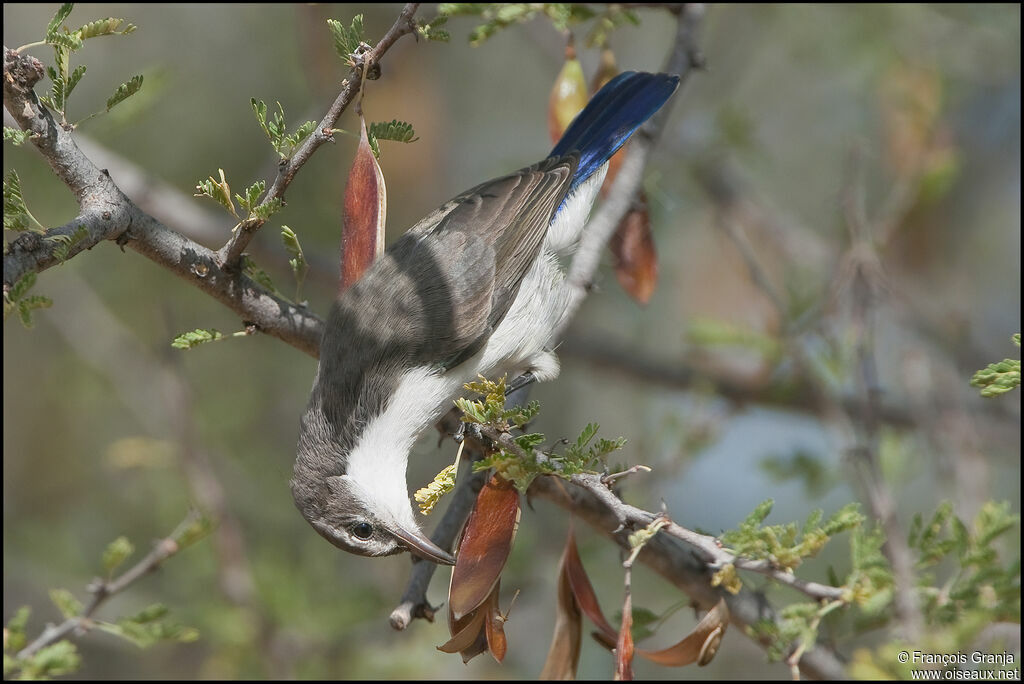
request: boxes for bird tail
[549,71,679,192]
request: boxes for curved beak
[389,523,456,565]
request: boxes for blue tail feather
[549,71,679,192]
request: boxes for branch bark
[4,3,423,357]
[528,475,849,680]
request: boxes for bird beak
[389,524,456,565]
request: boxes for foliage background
[3,3,1020,679]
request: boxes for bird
[292,71,679,564]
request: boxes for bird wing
[393,155,576,369]
[316,155,576,437]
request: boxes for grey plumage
[291,155,577,558]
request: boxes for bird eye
[352,522,373,540]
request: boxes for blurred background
[3,3,1020,679]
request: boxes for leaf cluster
[3,170,45,234]
[970,334,1020,397]
[437,3,638,48]
[720,500,865,573]
[3,529,206,679]
[3,127,32,146]
[457,376,625,491]
[2,615,80,681]
[251,99,316,161]
[3,272,52,329]
[327,15,366,65]
[46,225,89,264]
[194,171,283,224]
[241,255,279,296]
[281,226,308,303]
[416,15,451,43]
[910,501,1020,627]
[366,119,419,159]
[438,3,595,47]
[26,4,141,127]
[414,463,458,515]
[171,328,225,350]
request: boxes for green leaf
[20,640,80,679]
[46,225,89,263]
[971,359,1021,397]
[102,535,135,575]
[48,589,83,619]
[251,198,283,221]
[47,64,69,116]
[47,31,83,52]
[416,16,451,42]
[3,127,31,146]
[64,64,86,100]
[251,98,270,140]
[514,432,546,450]
[235,180,265,214]
[281,225,308,301]
[7,272,38,302]
[620,606,659,641]
[171,328,225,350]
[282,120,316,156]
[3,272,50,328]
[106,75,143,111]
[16,295,53,328]
[251,99,311,158]
[367,119,419,159]
[5,606,31,653]
[970,334,1021,397]
[76,17,136,40]
[4,170,42,232]
[575,422,599,451]
[327,15,365,63]
[97,617,198,648]
[46,4,75,41]
[126,603,169,624]
[194,169,237,217]
[172,513,213,549]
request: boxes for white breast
[341,163,609,528]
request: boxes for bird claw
[453,421,483,444]
[505,371,537,396]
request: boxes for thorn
[601,465,652,486]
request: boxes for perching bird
[292,71,679,564]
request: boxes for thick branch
[528,475,848,680]
[3,3,421,356]
[561,334,917,428]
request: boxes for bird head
[291,404,456,565]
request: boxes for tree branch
[528,475,849,680]
[4,3,422,357]
[15,510,207,660]
[464,421,850,678]
[561,334,918,429]
[216,3,421,267]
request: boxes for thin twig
[528,474,848,680]
[389,452,489,631]
[217,3,420,267]
[3,3,422,357]
[838,147,923,641]
[15,511,206,660]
